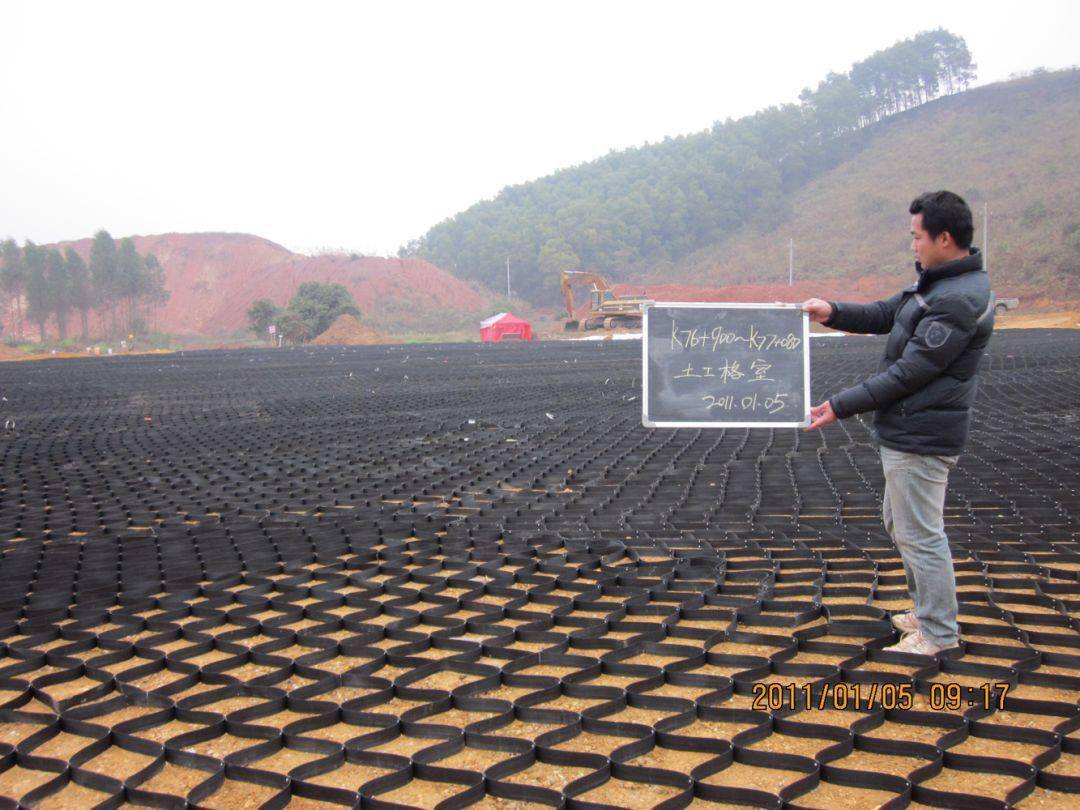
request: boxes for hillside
[44,233,494,338]
[678,69,1080,297]
[410,58,1079,306]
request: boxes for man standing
[802,191,995,656]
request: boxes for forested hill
[680,68,1080,298]
[404,31,1079,303]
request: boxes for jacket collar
[915,247,983,290]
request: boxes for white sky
[1,1,1076,256]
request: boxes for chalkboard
[642,303,810,428]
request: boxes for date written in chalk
[751,681,1012,712]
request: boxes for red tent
[480,312,533,342]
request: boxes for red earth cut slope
[52,233,492,337]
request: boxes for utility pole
[788,239,794,286]
[506,256,511,299]
[983,203,989,274]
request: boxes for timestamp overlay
[751,681,1012,712]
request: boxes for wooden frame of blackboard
[641,302,811,429]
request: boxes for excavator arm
[560,271,612,328]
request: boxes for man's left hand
[805,401,837,431]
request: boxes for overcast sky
[1,1,1076,255]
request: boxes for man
[802,190,995,656]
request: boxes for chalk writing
[671,321,801,353]
[645,305,808,427]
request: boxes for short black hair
[909,191,974,249]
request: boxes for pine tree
[23,242,49,342]
[89,230,118,336]
[64,248,93,341]
[0,239,26,339]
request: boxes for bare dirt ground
[995,310,1080,329]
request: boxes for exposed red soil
[310,313,392,345]
[8,233,493,339]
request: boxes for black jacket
[825,248,994,456]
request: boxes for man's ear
[936,230,954,248]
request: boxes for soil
[138,762,212,796]
[199,777,281,809]
[701,762,806,793]
[862,721,950,746]
[433,746,517,773]
[917,768,1029,800]
[503,760,598,790]
[374,777,472,807]
[600,705,682,727]
[34,779,113,808]
[311,314,393,346]
[29,732,96,761]
[827,749,925,777]
[1041,753,1080,776]
[363,735,443,758]
[637,682,718,702]
[25,233,493,340]
[996,310,1080,329]
[524,694,607,715]
[623,745,719,773]
[304,760,396,791]
[789,779,900,808]
[976,710,1071,732]
[552,732,640,757]
[945,735,1050,763]
[135,720,208,745]
[0,766,59,798]
[484,719,567,741]
[81,745,158,780]
[668,719,760,741]
[464,796,551,810]
[1016,787,1080,808]
[421,707,500,728]
[247,746,326,774]
[182,732,260,759]
[572,776,685,807]
[0,721,49,746]
[745,733,836,758]
[197,695,271,716]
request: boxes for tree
[64,248,93,341]
[537,237,580,300]
[45,248,71,341]
[116,237,142,333]
[247,298,280,340]
[22,242,49,342]
[140,253,169,333]
[89,230,118,335]
[275,309,308,344]
[0,239,25,338]
[284,282,360,342]
[404,30,978,304]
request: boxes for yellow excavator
[560,270,653,331]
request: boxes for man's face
[910,213,950,269]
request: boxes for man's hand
[805,401,838,431]
[802,298,834,324]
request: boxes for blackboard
[642,303,810,428]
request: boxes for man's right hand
[802,298,834,324]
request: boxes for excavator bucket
[564,320,579,332]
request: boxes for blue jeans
[880,446,960,648]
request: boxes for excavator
[560,270,653,331]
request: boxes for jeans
[880,445,960,648]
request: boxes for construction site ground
[0,333,1076,808]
